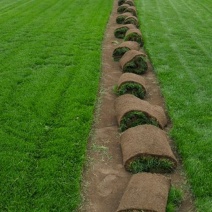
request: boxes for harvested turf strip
[117,73,146,99]
[116,173,171,212]
[114,24,136,39]
[124,28,143,46]
[124,15,139,27]
[125,0,134,6]
[116,12,133,24]
[120,125,177,173]
[113,41,140,61]
[117,4,129,13]
[120,50,147,74]
[115,94,167,131]
[124,6,137,16]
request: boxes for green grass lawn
[0,0,113,210]
[135,0,212,211]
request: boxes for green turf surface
[0,0,113,210]
[136,0,212,210]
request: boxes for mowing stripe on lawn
[135,0,212,210]
[0,0,113,210]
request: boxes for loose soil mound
[116,173,171,212]
[116,12,134,24]
[124,28,143,46]
[113,41,140,61]
[114,24,136,39]
[123,15,139,27]
[117,73,147,99]
[120,125,177,173]
[115,94,167,131]
[120,50,148,75]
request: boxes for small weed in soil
[115,82,146,99]
[120,111,159,132]
[128,156,175,174]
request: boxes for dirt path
[80,0,195,211]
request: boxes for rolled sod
[116,173,171,212]
[117,4,130,14]
[124,6,137,16]
[114,24,136,39]
[125,0,135,6]
[120,50,147,74]
[124,28,143,46]
[123,15,139,27]
[116,12,133,24]
[112,41,140,61]
[120,125,177,173]
[116,73,147,99]
[115,94,167,131]
[118,0,126,6]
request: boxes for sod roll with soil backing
[113,41,140,61]
[116,173,171,212]
[120,125,177,173]
[120,50,147,75]
[124,6,137,16]
[117,4,130,13]
[115,94,167,131]
[118,0,126,6]
[114,24,136,39]
[124,0,134,6]
[116,12,134,24]
[123,15,139,27]
[116,73,147,99]
[124,28,143,46]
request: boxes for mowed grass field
[0,0,113,210]
[136,0,212,210]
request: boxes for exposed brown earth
[80,0,196,211]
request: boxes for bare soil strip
[81,0,195,211]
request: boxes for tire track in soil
[81,0,195,211]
